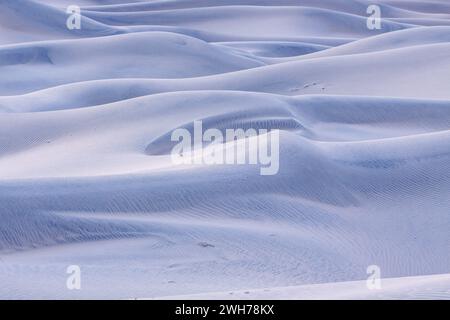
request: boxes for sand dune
[154,273,450,300]
[0,0,449,299]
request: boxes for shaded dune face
[0,0,449,299]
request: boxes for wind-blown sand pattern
[0,0,449,299]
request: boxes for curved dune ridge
[0,0,449,299]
